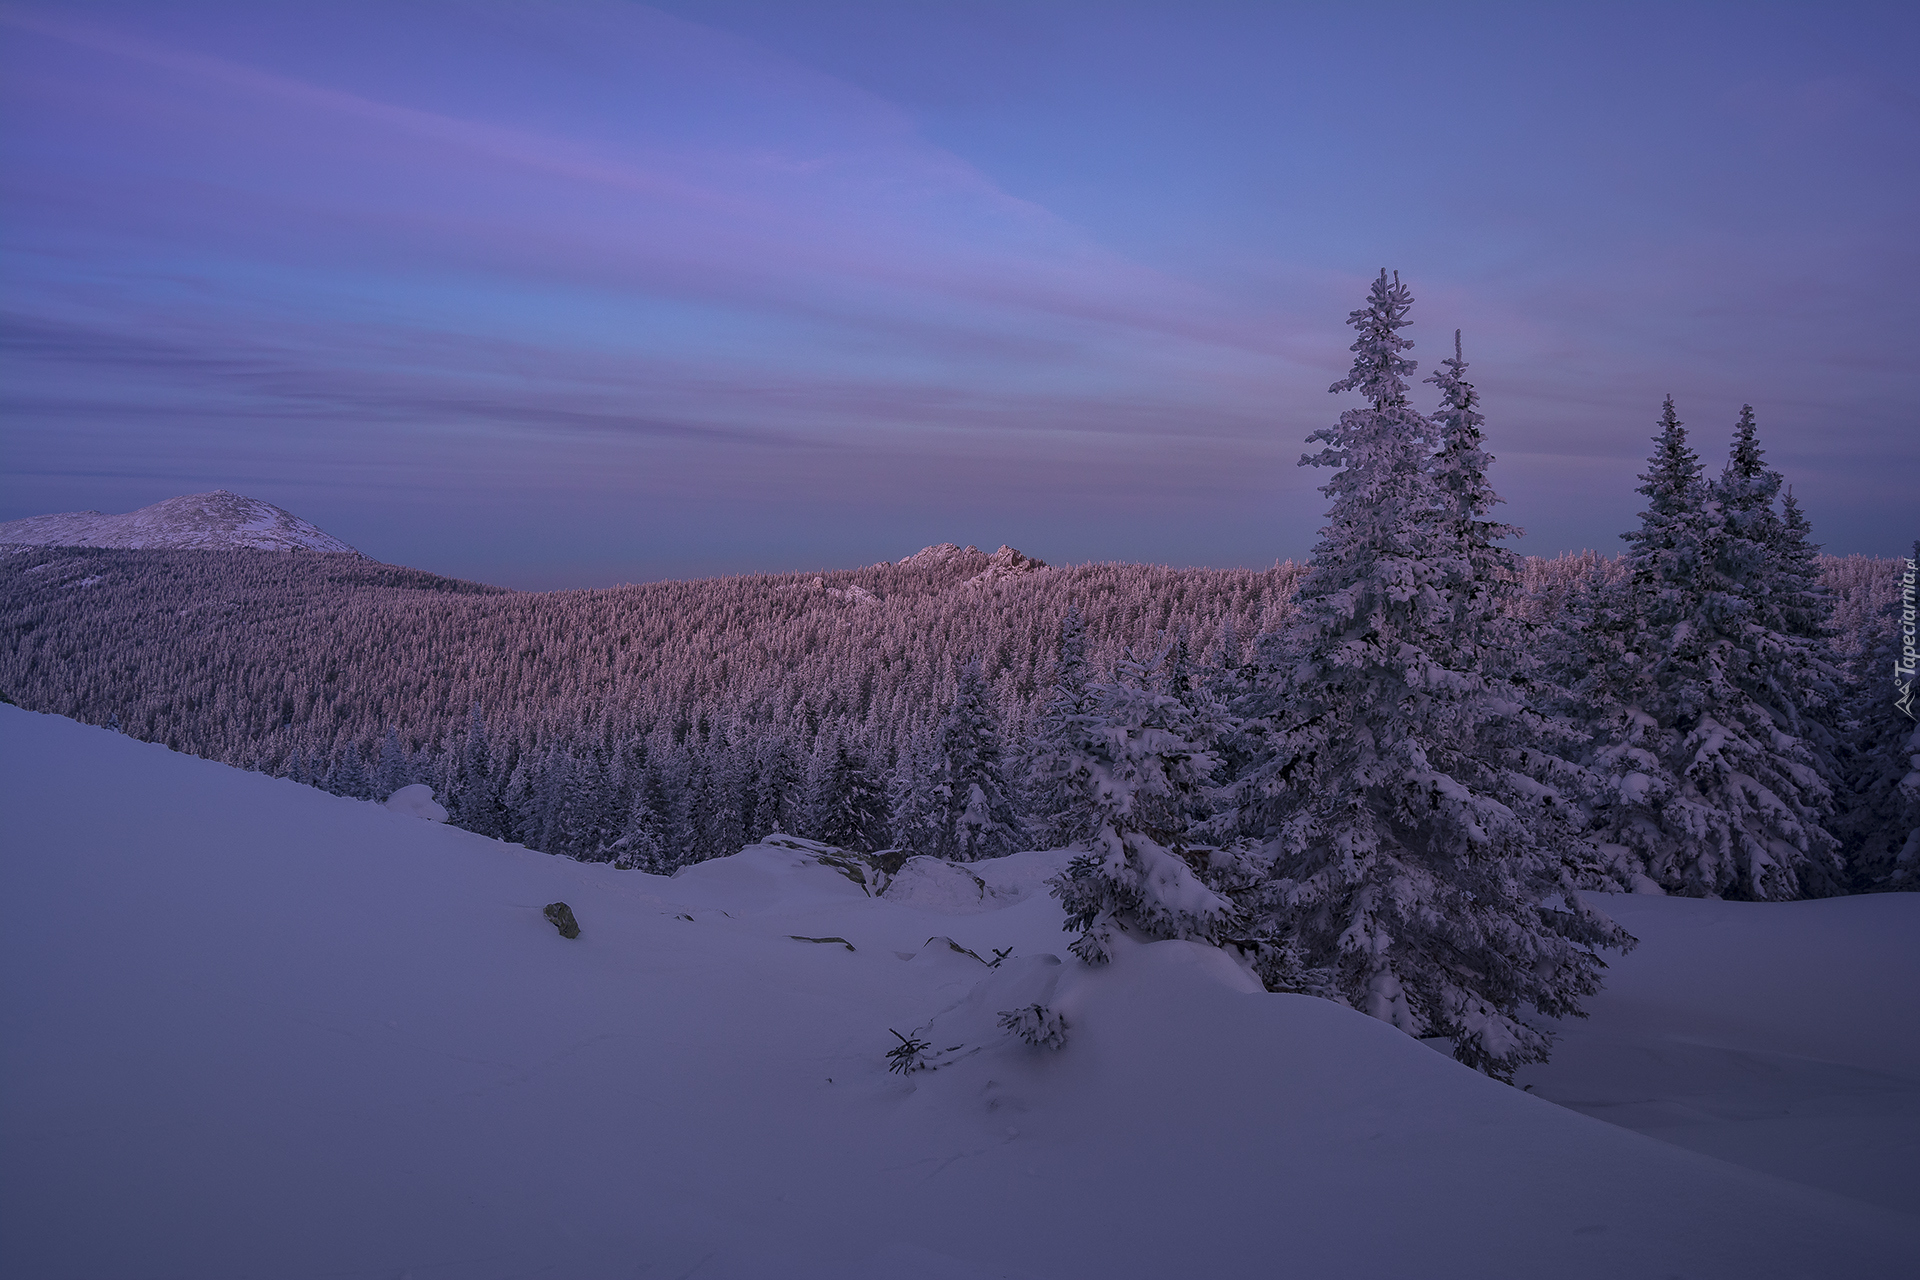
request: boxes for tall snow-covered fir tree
[1582,402,1841,899]
[612,763,676,873]
[929,660,1023,862]
[811,737,890,853]
[1771,489,1832,642]
[1426,331,1611,887]
[887,727,940,857]
[373,726,412,801]
[1050,645,1260,964]
[752,735,803,838]
[1022,607,1101,850]
[1220,272,1630,1078]
[453,704,507,839]
[1428,330,1526,649]
[702,731,749,861]
[324,740,373,800]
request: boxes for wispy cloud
[1,1,1912,582]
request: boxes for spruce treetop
[1427,329,1509,524]
[1726,404,1767,480]
[1328,269,1417,408]
[1427,330,1525,641]
[1637,396,1702,512]
[1717,404,1783,562]
[1623,397,1711,611]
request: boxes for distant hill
[0,490,360,554]
[0,542,1294,775]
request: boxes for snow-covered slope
[1517,892,1920,1214]
[0,490,359,553]
[1,705,1912,1280]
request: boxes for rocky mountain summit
[968,543,1049,585]
[893,542,1049,584]
[0,491,360,554]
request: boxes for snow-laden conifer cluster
[1035,271,1909,1076]
[1566,401,1845,898]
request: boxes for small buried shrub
[997,1004,1068,1050]
[543,902,581,939]
[886,1029,931,1075]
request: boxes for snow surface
[1516,891,1920,1215]
[2,704,1913,1279]
[0,490,360,554]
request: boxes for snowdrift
[1,705,1912,1279]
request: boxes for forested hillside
[0,542,1309,864]
[0,541,1301,757]
[1,539,1903,876]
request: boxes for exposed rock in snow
[0,491,360,554]
[892,542,1048,585]
[896,542,980,567]
[542,901,581,939]
[966,544,1049,586]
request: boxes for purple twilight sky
[2,1,1914,589]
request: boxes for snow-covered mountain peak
[0,491,360,554]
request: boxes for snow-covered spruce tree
[1203,617,1251,706]
[1051,645,1261,964]
[1771,489,1832,642]
[1567,409,1687,882]
[812,737,891,853]
[1222,272,1630,1078]
[374,726,411,800]
[324,740,373,800]
[1760,485,1849,825]
[552,747,619,860]
[1428,331,1523,642]
[612,764,676,872]
[676,751,716,863]
[887,726,940,857]
[499,752,536,845]
[1584,402,1841,899]
[702,732,749,860]
[1426,331,1612,887]
[610,794,668,872]
[930,660,1023,862]
[1837,542,1920,889]
[1022,607,1102,850]
[752,734,802,838]
[531,749,579,856]
[453,704,507,839]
